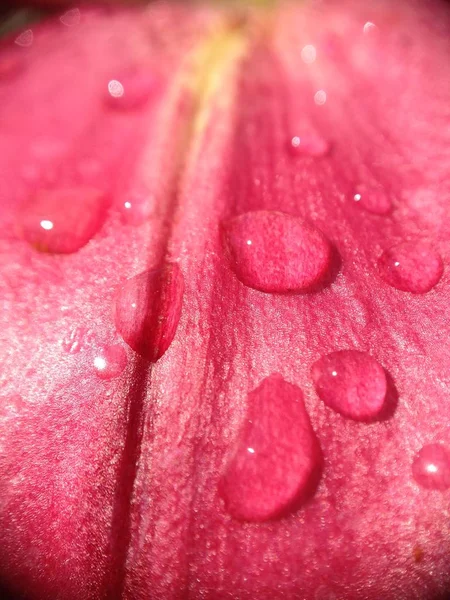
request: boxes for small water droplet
[219,374,322,521]
[62,326,88,354]
[60,8,81,27]
[105,69,157,111]
[378,242,443,294]
[223,210,333,293]
[119,190,153,225]
[301,44,316,64]
[287,134,330,158]
[20,187,108,253]
[94,344,127,380]
[352,186,392,215]
[15,30,33,48]
[314,90,327,105]
[311,350,388,421]
[0,50,24,80]
[115,263,184,361]
[412,443,450,490]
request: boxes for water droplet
[20,187,108,253]
[353,186,392,215]
[94,344,127,380]
[119,190,153,226]
[223,210,333,293]
[15,30,33,48]
[412,443,450,490]
[62,326,88,354]
[301,44,316,64]
[115,263,184,361]
[314,90,327,105]
[287,134,330,158]
[105,69,157,111]
[378,242,443,294]
[60,8,81,27]
[0,50,24,80]
[311,350,388,421]
[219,374,322,521]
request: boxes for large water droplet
[20,187,108,254]
[115,263,184,361]
[223,211,333,293]
[353,186,392,215]
[378,242,443,294]
[219,374,322,522]
[412,443,450,490]
[287,135,330,158]
[94,344,127,380]
[311,350,388,421]
[105,69,157,111]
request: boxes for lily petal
[0,2,449,600]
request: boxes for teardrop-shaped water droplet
[94,344,127,380]
[378,242,443,294]
[20,187,108,254]
[223,211,333,293]
[287,134,330,158]
[219,374,322,522]
[412,443,450,490]
[119,190,153,226]
[105,69,157,111]
[311,350,388,421]
[115,263,184,361]
[353,186,392,215]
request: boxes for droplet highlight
[20,187,108,254]
[314,90,327,105]
[378,242,443,294]
[94,344,127,380]
[105,69,157,111]
[288,135,330,158]
[223,210,333,293]
[412,444,450,490]
[119,190,153,226]
[115,263,184,361]
[353,186,392,215]
[62,326,88,354]
[219,374,322,521]
[311,350,388,421]
[301,44,316,64]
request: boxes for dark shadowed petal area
[0,1,449,600]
